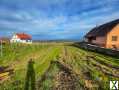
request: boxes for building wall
[92,36,106,47]
[10,35,20,43]
[106,24,119,49]
[10,34,32,44]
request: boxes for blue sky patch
[0,0,119,40]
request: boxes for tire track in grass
[62,46,102,89]
[1,45,62,90]
[83,55,119,78]
[71,46,119,78]
[0,45,55,90]
[70,46,119,74]
[60,46,87,89]
[13,45,54,79]
[35,46,62,78]
[38,61,84,90]
[0,45,52,89]
[75,46,119,68]
[36,45,85,90]
[68,46,119,89]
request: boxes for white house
[10,33,32,44]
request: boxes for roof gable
[85,19,119,37]
[16,33,32,40]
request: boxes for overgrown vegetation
[0,43,118,90]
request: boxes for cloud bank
[0,0,119,40]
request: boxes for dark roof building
[85,19,119,37]
[85,19,119,49]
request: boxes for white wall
[10,34,32,44]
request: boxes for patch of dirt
[37,61,84,90]
[53,61,82,90]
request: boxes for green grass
[64,46,119,90]
[0,43,119,90]
[0,43,62,90]
[38,62,60,90]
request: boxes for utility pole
[0,40,2,57]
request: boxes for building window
[112,36,118,41]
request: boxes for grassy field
[0,43,119,90]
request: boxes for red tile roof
[16,33,32,40]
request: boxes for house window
[112,36,118,41]
[26,40,29,42]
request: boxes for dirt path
[60,46,101,89]
[37,61,84,90]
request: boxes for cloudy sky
[0,0,119,40]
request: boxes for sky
[0,0,119,40]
